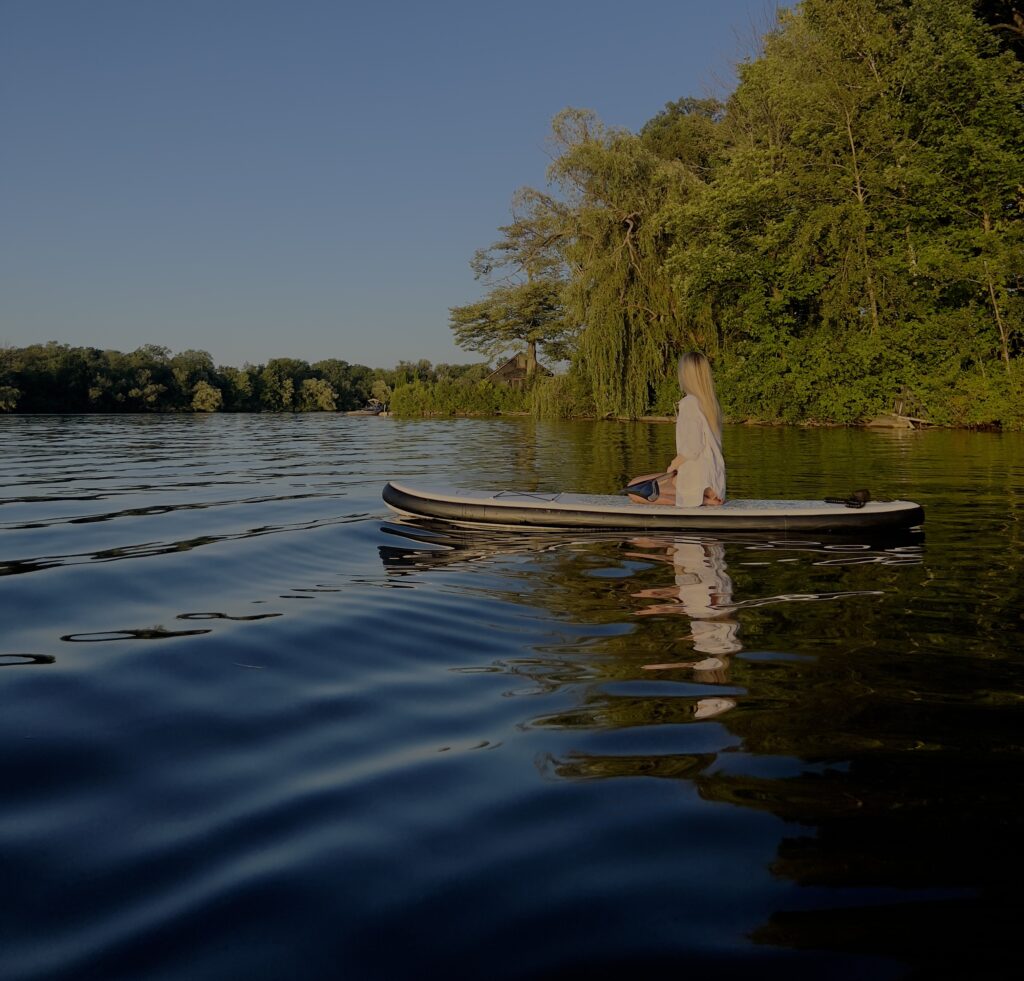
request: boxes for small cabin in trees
[485,352,552,389]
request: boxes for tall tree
[897,0,1024,374]
[640,97,726,175]
[170,349,218,407]
[450,279,569,373]
[450,188,574,375]
[259,358,310,411]
[667,0,1023,421]
[299,378,338,411]
[546,108,697,416]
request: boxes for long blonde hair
[678,352,722,439]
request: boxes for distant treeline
[0,342,491,414]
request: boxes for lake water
[1,414,1022,980]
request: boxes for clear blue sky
[1,0,775,369]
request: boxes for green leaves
[664,0,1024,424]
[548,110,696,417]
[450,181,575,372]
[450,279,568,362]
[0,344,409,414]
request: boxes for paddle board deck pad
[382,481,925,533]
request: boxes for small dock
[865,389,935,429]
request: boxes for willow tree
[455,0,1022,425]
[545,108,706,417]
[191,380,223,412]
[640,97,726,177]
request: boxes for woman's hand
[668,455,685,473]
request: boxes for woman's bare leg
[651,472,676,505]
[626,471,657,505]
[703,487,724,506]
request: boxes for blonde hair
[678,352,722,439]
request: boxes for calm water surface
[1,414,1022,980]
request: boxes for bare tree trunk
[984,261,1012,374]
[863,258,880,333]
[526,338,538,376]
[981,212,1011,374]
[845,109,879,333]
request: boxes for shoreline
[1,410,1014,431]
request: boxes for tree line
[449,0,1024,427]
[0,342,489,414]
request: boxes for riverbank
[3,406,1015,431]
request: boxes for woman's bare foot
[702,488,724,506]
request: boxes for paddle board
[382,481,925,533]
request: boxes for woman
[628,352,726,507]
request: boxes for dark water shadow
[177,612,283,622]
[0,653,56,666]
[0,512,369,578]
[60,628,213,642]
[1,490,340,531]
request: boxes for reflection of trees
[379,521,922,690]
[543,751,715,782]
[481,418,676,495]
[697,744,1024,973]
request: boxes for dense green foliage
[456,0,1024,427]
[387,361,533,416]
[0,343,489,415]
[390,377,531,416]
[529,371,599,420]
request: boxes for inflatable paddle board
[382,481,924,533]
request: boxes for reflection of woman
[635,541,741,660]
[631,539,741,718]
[628,352,726,508]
